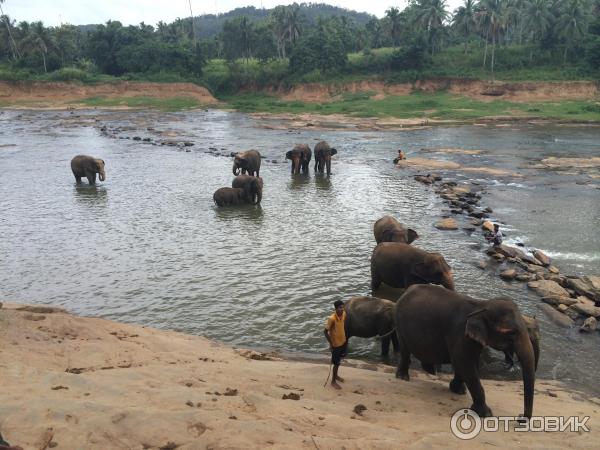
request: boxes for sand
[0,302,598,450]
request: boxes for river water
[1,109,599,395]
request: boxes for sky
[1,1,465,27]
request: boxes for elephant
[373,216,419,244]
[370,242,455,291]
[233,150,261,177]
[313,141,337,175]
[213,187,251,207]
[503,314,540,370]
[71,155,106,185]
[286,144,311,175]
[394,284,537,419]
[344,296,399,357]
[232,175,263,204]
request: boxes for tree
[289,19,347,74]
[523,0,554,60]
[20,21,55,72]
[557,0,591,63]
[415,0,450,56]
[453,0,477,53]
[477,0,506,73]
[385,7,402,47]
[0,0,20,59]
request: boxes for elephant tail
[375,328,397,340]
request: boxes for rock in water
[533,249,551,266]
[580,317,598,333]
[435,218,458,230]
[539,304,574,328]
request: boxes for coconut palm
[557,0,591,63]
[385,7,402,47]
[476,0,506,72]
[453,0,477,53]
[523,0,554,60]
[0,0,20,59]
[20,21,55,72]
[415,0,450,55]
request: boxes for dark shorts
[331,342,348,366]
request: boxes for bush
[47,67,92,82]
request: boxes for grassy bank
[75,96,204,111]
[221,91,600,122]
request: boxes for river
[1,109,599,395]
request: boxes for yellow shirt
[325,311,347,348]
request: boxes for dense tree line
[0,0,599,85]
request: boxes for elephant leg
[371,271,381,291]
[421,362,437,375]
[326,159,331,176]
[396,339,411,380]
[449,374,467,395]
[381,336,391,357]
[86,170,96,185]
[74,175,82,184]
[391,332,400,353]
[503,350,515,368]
[459,364,492,417]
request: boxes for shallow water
[1,109,599,395]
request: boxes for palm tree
[557,0,591,63]
[415,0,450,56]
[453,0,477,53]
[476,0,506,73]
[20,21,55,72]
[385,7,402,47]
[523,0,554,60]
[269,5,288,58]
[285,3,302,47]
[0,0,20,59]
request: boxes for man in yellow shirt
[324,300,347,390]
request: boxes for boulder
[577,296,595,307]
[548,266,560,274]
[564,308,581,321]
[476,260,487,270]
[528,280,570,298]
[492,254,505,262]
[539,304,574,328]
[495,244,527,260]
[515,274,532,282]
[533,250,551,266]
[565,277,600,302]
[541,296,579,307]
[435,218,459,230]
[471,219,483,226]
[500,269,517,280]
[482,221,494,233]
[580,317,598,333]
[569,303,600,318]
[557,304,569,313]
[521,254,543,266]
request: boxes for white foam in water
[542,251,600,262]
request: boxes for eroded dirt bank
[0,81,217,108]
[0,302,598,449]
[271,79,600,103]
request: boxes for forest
[1,1,599,95]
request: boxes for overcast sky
[2,1,465,27]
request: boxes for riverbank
[1,79,599,124]
[0,302,598,449]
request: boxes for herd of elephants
[70,143,538,420]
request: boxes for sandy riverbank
[0,302,597,449]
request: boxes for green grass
[76,96,203,111]
[221,91,600,122]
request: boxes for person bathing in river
[393,149,406,164]
[486,223,503,247]
[324,300,347,390]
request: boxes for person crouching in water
[393,149,406,164]
[486,223,503,247]
[324,300,347,390]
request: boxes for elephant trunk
[256,186,262,204]
[233,163,240,176]
[442,272,455,291]
[99,171,105,181]
[515,333,536,419]
[531,334,540,372]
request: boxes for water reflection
[288,174,311,189]
[74,185,108,208]
[213,204,264,222]
[314,175,332,190]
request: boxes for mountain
[194,3,375,39]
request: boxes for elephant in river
[344,296,398,357]
[373,216,419,244]
[213,187,251,207]
[233,150,261,177]
[232,175,263,204]
[71,155,106,185]
[286,144,311,174]
[371,242,455,291]
[313,141,337,175]
[394,284,537,418]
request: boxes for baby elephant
[373,216,418,244]
[71,154,106,185]
[213,187,251,207]
[344,296,398,357]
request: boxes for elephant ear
[407,228,419,244]
[465,309,488,346]
[410,261,430,283]
[331,148,338,156]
